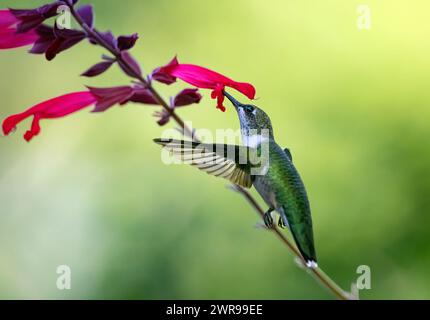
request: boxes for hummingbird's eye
[244,105,254,113]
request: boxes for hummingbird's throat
[242,132,270,148]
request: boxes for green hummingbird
[154,91,317,268]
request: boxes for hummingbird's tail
[292,233,318,269]
[296,240,318,269]
[283,206,318,269]
[306,260,318,269]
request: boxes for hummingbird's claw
[263,209,274,228]
[278,217,286,229]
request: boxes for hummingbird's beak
[223,90,243,110]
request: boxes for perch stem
[233,184,352,300]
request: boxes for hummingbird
[154,91,317,268]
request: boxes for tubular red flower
[152,57,256,112]
[0,9,16,28]
[0,9,38,49]
[2,91,97,142]
[0,28,38,49]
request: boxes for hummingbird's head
[224,91,273,139]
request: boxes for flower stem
[68,4,194,138]
[68,3,353,300]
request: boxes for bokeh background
[0,0,429,300]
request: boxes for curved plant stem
[68,3,353,300]
[233,184,352,300]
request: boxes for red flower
[152,57,256,112]
[2,91,97,142]
[0,9,16,28]
[2,85,165,141]
[0,10,38,49]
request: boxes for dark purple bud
[117,33,138,51]
[81,60,115,77]
[76,4,94,28]
[10,2,62,33]
[53,23,85,39]
[45,36,84,60]
[151,57,178,85]
[45,37,63,61]
[45,35,86,61]
[151,72,176,85]
[55,32,85,51]
[45,23,86,60]
[29,25,55,54]
[128,88,159,105]
[118,51,142,77]
[174,88,202,107]
[96,31,118,50]
[153,109,171,126]
[87,86,134,112]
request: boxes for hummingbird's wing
[154,138,255,188]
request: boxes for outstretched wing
[154,138,255,188]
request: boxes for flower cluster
[1,1,256,141]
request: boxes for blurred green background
[1,0,429,300]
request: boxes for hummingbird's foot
[278,217,287,229]
[278,217,286,229]
[263,209,274,228]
